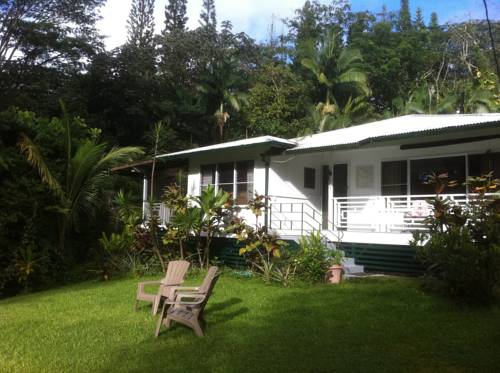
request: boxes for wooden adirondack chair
[135,260,190,315]
[155,266,220,337]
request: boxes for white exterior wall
[269,137,500,201]
[268,152,329,212]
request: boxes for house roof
[156,136,296,160]
[289,113,500,153]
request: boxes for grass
[1,272,500,373]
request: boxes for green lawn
[1,273,499,373]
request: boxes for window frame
[199,161,254,205]
[381,160,408,196]
[304,167,316,189]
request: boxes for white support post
[142,176,148,220]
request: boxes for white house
[141,114,500,272]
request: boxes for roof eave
[287,121,500,155]
[156,139,296,160]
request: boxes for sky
[98,0,500,50]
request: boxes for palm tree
[198,57,247,142]
[192,185,229,267]
[214,88,246,142]
[394,81,498,115]
[301,27,370,114]
[19,102,143,254]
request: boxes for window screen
[304,167,316,189]
[469,152,500,178]
[236,161,254,204]
[199,161,254,203]
[200,164,215,191]
[381,160,407,196]
[218,162,234,196]
[410,156,466,195]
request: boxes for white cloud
[98,0,304,50]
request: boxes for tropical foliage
[0,0,499,296]
[411,173,500,304]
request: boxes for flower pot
[328,265,343,284]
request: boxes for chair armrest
[171,286,200,292]
[160,281,183,286]
[137,281,161,293]
[166,294,205,306]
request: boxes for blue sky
[99,0,499,49]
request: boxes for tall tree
[301,28,370,109]
[164,0,188,34]
[429,12,439,30]
[0,0,105,72]
[398,0,412,32]
[199,0,217,31]
[127,0,156,49]
[0,0,105,113]
[18,102,143,254]
[415,7,425,30]
[301,28,371,131]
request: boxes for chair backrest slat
[161,260,190,285]
[198,266,219,294]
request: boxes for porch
[268,193,473,246]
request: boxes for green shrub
[411,173,500,304]
[295,231,333,283]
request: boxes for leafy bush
[411,173,500,304]
[233,194,291,285]
[295,231,334,283]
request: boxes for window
[304,167,316,189]
[200,164,216,191]
[200,161,254,204]
[469,152,500,178]
[410,156,466,195]
[218,162,234,195]
[236,161,254,205]
[381,160,407,196]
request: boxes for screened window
[469,152,500,178]
[410,156,466,195]
[218,162,234,195]
[381,160,407,196]
[304,167,316,189]
[200,164,216,191]
[236,161,254,205]
[200,161,254,204]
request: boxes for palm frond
[18,133,62,196]
[226,94,241,112]
[301,58,321,79]
[337,49,363,70]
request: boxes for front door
[333,164,348,228]
[321,165,330,229]
[333,164,348,197]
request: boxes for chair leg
[192,319,204,337]
[134,299,139,311]
[155,304,168,338]
[152,295,161,316]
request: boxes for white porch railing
[143,202,171,226]
[269,196,323,235]
[269,193,493,236]
[333,194,474,232]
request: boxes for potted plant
[327,250,344,284]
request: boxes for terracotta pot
[328,265,343,284]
